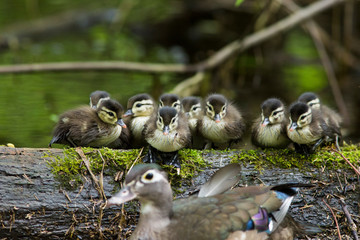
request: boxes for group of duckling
[50,90,342,161]
[48,90,340,239]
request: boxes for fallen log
[0,146,359,239]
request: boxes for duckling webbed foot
[143,146,158,164]
[143,147,181,173]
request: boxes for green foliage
[235,0,245,7]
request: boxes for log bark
[0,146,358,239]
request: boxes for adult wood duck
[107,164,311,240]
[287,102,339,154]
[251,98,291,148]
[124,93,156,148]
[181,96,204,149]
[159,93,181,112]
[89,90,110,109]
[198,94,245,149]
[143,107,191,171]
[49,99,128,148]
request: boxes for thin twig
[340,198,359,240]
[332,148,360,176]
[0,0,345,74]
[322,198,342,240]
[75,147,100,188]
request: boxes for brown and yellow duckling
[124,93,156,148]
[49,99,128,148]
[198,94,245,149]
[251,98,290,148]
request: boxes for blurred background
[0,0,359,148]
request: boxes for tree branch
[0,0,345,74]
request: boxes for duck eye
[136,104,142,108]
[300,116,305,120]
[173,103,179,107]
[145,173,153,180]
[108,112,115,117]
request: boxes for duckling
[124,93,156,148]
[298,92,342,128]
[298,92,342,148]
[107,163,312,240]
[287,102,338,154]
[159,93,181,112]
[198,94,245,149]
[89,90,111,109]
[251,98,290,148]
[49,99,127,148]
[143,107,191,170]
[181,96,204,149]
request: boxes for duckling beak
[106,186,136,207]
[116,119,127,128]
[214,114,221,123]
[289,122,297,131]
[163,125,170,135]
[123,109,133,117]
[261,118,270,126]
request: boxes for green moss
[230,143,360,172]
[45,147,209,189]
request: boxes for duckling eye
[136,104,142,108]
[300,116,305,120]
[173,103,179,108]
[207,105,212,111]
[108,112,115,117]
[192,106,198,111]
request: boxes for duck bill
[163,125,170,135]
[116,119,127,128]
[106,186,136,207]
[261,118,270,126]
[214,114,221,123]
[289,122,297,131]
[123,109,133,117]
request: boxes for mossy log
[0,146,359,239]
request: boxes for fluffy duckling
[198,94,245,149]
[107,164,312,240]
[287,102,339,154]
[143,107,191,170]
[49,99,127,148]
[181,96,204,149]
[89,90,110,109]
[124,93,156,148]
[298,92,342,127]
[159,93,181,112]
[251,98,290,148]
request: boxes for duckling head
[289,102,312,131]
[97,99,126,128]
[298,92,320,110]
[156,107,178,135]
[205,94,227,123]
[124,93,155,117]
[159,93,181,112]
[89,90,111,109]
[260,98,285,126]
[181,96,202,119]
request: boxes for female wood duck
[124,93,156,148]
[251,98,290,148]
[143,107,191,170]
[181,96,204,149]
[49,99,128,148]
[287,102,339,154]
[159,93,181,112]
[89,90,111,109]
[198,94,245,149]
[107,163,310,240]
